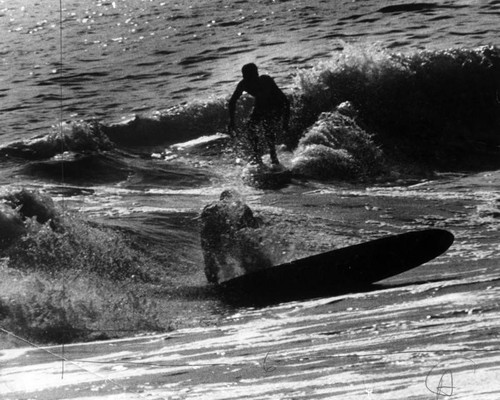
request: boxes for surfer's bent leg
[263,117,279,165]
[246,117,263,164]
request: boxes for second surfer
[228,63,290,165]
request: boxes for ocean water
[0,0,498,255]
[1,1,500,397]
[2,0,500,140]
[0,0,499,323]
[0,0,499,280]
[0,0,498,187]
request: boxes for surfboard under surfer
[228,63,290,165]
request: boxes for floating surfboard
[219,228,454,306]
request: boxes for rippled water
[2,0,500,139]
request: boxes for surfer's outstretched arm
[228,81,245,135]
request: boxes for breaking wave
[1,45,499,179]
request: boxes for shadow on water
[19,150,213,188]
[377,3,468,14]
[218,282,380,308]
[22,153,130,184]
[218,277,459,309]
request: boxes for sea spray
[291,104,384,180]
[0,189,59,252]
[200,190,270,283]
[0,268,166,344]
[0,189,169,344]
[200,190,299,283]
[4,189,60,227]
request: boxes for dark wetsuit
[228,74,290,164]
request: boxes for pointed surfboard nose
[427,228,454,256]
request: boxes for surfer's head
[242,63,259,81]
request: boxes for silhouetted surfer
[228,63,290,165]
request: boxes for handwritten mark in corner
[425,365,454,398]
[261,351,277,373]
[425,358,477,399]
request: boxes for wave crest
[0,120,113,160]
[102,99,234,147]
[291,105,384,180]
[290,44,500,169]
[296,45,499,136]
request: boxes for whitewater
[1,0,500,399]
